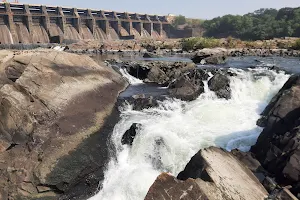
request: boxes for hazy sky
[22,0,300,19]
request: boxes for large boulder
[191,48,228,64]
[204,55,227,65]
[169,70,205,101]
[145,147,268,200]
[208,73,231,99]
[251,74,300,197]
[0,50,128,200]
[147,66,170,85]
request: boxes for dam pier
[0,2,175,44]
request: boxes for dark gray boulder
[208,73,231,99]
[191,49,227,65]
[146,66,170,85]
[251,74,300,197]
[169,70,205,101]
[124,61,195,86]
[191,54,210,64]
[121,123,141,146]
[204,55,227,65]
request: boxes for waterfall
[119,67,144,85]
[90,67,289,200]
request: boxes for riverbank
[63,37,300,55]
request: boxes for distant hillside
[203,7,300,40]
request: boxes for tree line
[172,7,300,40]
[172,15,204,28]
[202,7,300,40]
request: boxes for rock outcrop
[169,70,205,101]
[124,61,195,86]
[145,147,268,200]
[117,95,164,111]
[204,55,227,65]
[0,50,128,200]
[252,74,300,198]
[191,48,228,65]
[208,73,231,99]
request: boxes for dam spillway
[0,2,172,44]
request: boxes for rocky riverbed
[0,48,300,200]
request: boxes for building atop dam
[0,2,189,44]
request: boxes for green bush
[181,37,221,51]
[291,39,300,50]
[186,18,205,28]
[181,38,199,51]
[195,38,220,49]
[172,15,187,27]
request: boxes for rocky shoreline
[67,47,300,59]
[0,47,299,200]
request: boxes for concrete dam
[0,2,173,44]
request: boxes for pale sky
[22,0,300,19]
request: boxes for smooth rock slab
[0,50,128,200]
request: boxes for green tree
[172,15,187,27]
[202,6,300,40]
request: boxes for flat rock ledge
[145,147,268,200]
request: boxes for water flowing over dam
[0,2,175,44]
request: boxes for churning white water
[90,67,289,200]
[119,67,144,85]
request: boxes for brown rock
[0,50,128,200]
[36,185,52,193]
[146,147,268,200]
[145,173,209,200]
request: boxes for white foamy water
[90,67,289,200]
[119,67,144,85]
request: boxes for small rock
[37,185,52,193]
